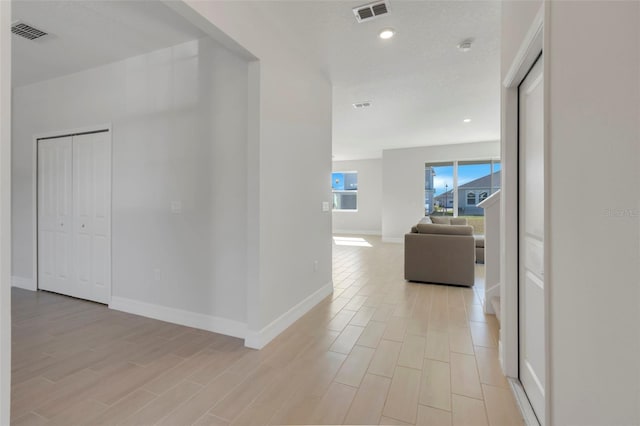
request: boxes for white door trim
[33,124,112,304]
[503,7,544,88]
[500,3,550,426]
[0,1,11,423]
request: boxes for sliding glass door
[424,162,453,216]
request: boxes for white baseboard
[333,229,382,236]
[11,276,36,291]
[110,282,333,350]
[109,296,247,340]
[382,237,404,244]
[508,377,540,426]
[244,281,333,349]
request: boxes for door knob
[81,224,85,229]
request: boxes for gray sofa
[404,217,475,286]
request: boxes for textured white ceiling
[11,0,205,87]
[251,0,501,160]
[12,1,500,160]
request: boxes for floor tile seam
[418,402,453,414]
[142,385,204,426]
[158,374,243,425]
[451,391,485,402]
[477,380,493,423]
[206,376,279,424]
[27,411,49,422]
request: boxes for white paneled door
[38,137,73,297]
[518,56,545,423]
[38,131,111,304]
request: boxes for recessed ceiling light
[463,118,472,123]
[379,28,395,40]
[457,39,473,52]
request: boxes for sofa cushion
[450,217,468,225]
[416,223,474,236]
[429,216,468,225]
[430,216,450,225]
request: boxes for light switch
[322,201,330,212]
[171,201,182,214]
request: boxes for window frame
[467,191,477,206]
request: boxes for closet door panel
[73,136,92,295]
[72,132,111,303]
[38,142,55,285]
[38,137,73,294]
[91,132,111,292]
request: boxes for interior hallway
[10,236,523,425]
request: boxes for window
[332,172,358,210]
[467,191,476,206]
[425,159,500,234]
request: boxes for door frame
[33,124,112,302]
[501,3,551,426]
[0,1,11,423]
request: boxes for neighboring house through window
[332,171,358,210]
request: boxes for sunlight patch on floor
[332,236,372,247]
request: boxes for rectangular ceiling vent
[353,1,390,23]
[353,102,371,109]
[11,21,48,41]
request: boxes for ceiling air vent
[353,102,371,109]
[353,1,390,23]
[11,21,48,41]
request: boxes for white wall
[381,141,500,242]
[546,2,639,424]
[12,37,250,329]
[502,1,640,424]
[332,159,382,235]
[0,1,10,423]
[178,1,333,347]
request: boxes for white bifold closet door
[38,131,111,304]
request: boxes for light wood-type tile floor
[11,235,524,425]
